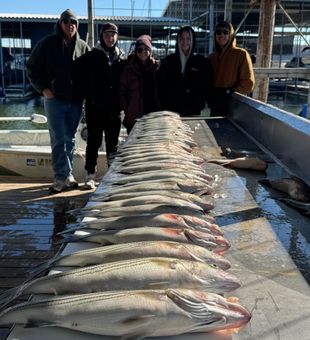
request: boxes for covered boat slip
[6,100,310,339]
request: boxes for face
[179,31,191,55]
[102,32,118,48]
[136,44,151,62]
[215,27,230,48]
[60,19,77,39]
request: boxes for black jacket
[26,22,90,100]
[73,43,126,114]
[157,26,213,116]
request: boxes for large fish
[94,179,214,196]
[79,194,207,214]
[259,177,310,202]
[107,170,212,185]
[29,241,231,279]
[76,203,208,218]
[208,157,268,171]
[0,257,241,307]
[62,212,220,236]
[118,162,204,174]
[93,190,214,212]
[115,153,204,166]
[61,227,230,253]
[0,289,251,337]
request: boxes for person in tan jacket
[208,21,255,116]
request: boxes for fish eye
[210,263,218,268]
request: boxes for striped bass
[62,213,221,236]
[0,289,251,337]
[118,162,204,174]
[94,190,214,212]
[118,141,194,153]
[94,179,214,196]
[0,258,241,307]
[80,194,206,213]
[61,227,230,253]
[107,170,212,185]
[114,168,213,181]
[76,203,208,218]
[29,241,231,279]
[115,153,204,165]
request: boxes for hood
[214,21,236,55]
[175,26,196,57]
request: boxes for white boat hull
[0,146,107,180]
[0,122,117,180]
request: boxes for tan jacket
[208,23,255,95]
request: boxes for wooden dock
[0,175,95,338]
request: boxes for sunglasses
[137,47,150,53]
[62,19,77,25]
[215,29,229,35]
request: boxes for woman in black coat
[157,26,213,116]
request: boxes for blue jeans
[44,97,82,180]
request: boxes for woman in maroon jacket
[120,35,160,134]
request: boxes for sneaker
[49,179,66,194]
[65,175,79,189]
[85,173,96,190]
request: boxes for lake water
[0,93,307,131]
[0,96,46,130]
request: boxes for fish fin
[120,315,155,340]
[0,286,23,310]
[25,320,59,328]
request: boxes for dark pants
[209,88,231,117]
[123,121,136,135]
[85,102,121,173]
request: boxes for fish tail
[0,286,24,310]
[57,226,82,235]
[26,261,53,282]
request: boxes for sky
[0,0,168,17]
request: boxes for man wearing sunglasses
[26,9,90,193]
[208,21,255,116]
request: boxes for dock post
[308,83,310,119]
[87,0,94,48]
[253,0,277,102]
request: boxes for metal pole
[209,0,214,54]
[307,84,310,119]
[277,2,310,48]
[0,22,6,98]
[19,21,26,96]
[87,0,94,48]
[224,0,232,23]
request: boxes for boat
[0,119,127,180]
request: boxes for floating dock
[3,108,310,339]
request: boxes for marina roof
[0,13,188,24]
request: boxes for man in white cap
[26,9,90,193]
[74,22,126,189]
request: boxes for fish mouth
[184,230,230,253]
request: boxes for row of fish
[0,111,251,339]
